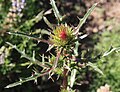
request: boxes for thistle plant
[4,0,103,92]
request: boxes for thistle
[51,24,75,47]
[5,1,98,91]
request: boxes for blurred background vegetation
[0,0,120,92]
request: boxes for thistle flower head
[51,24,75,47]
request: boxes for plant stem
[62,68,68,90]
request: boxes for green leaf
[74,3,97,35]
[20,11,44,30]
[46,45,54,52]
[54,68,63,75]
[5,70,51,88]
[7,31,50,44]
[69,69,77,88]
[87,62,103,75]
[6,42,49,68]
[74,41,80,56]
[103,46,120,57]
[43,16,54,29]
[50,0,62,21]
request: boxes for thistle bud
[51,24,75,47]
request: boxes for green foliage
[89,28,120,92]
[0,1,48,92]
[1,0,115,92]
[2,1,98,91]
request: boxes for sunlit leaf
[43,16,54,29]
[50,0,62,21]
[74,3,97,35]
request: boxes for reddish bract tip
[59,30,67,40]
